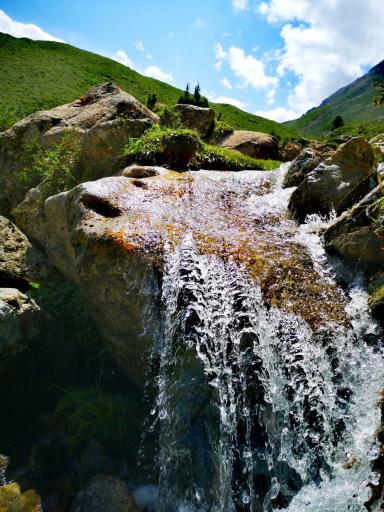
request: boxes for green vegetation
[327,120,384,141]
[370,196,384,239]
[123,124,199,165]
[209,119,234,144]
[178,83,209,108]
[54,387,138,454]
[28,272,100,348]
[18,129,81,195]
[123,125,281,171]
[287,60,384,137]
[197,143,281,171]
[0,32,297,141]
[332,115,344,130]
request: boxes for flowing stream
[142,166,383,512]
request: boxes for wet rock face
[42,171,347,384]
[70,475,139,512]
[220,130,280,160]
[0,83,158,214]
[173,104,215,137]
[289,137,375,222]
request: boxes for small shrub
[19,129,81,195]
[54,387,137,454]
[159,106,182,128]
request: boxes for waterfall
[146,167,383,512]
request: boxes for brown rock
[220,130,280,160]
[173,104,215,137]
[281,142,301,162]
[283,148,323,188]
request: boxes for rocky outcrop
[173,104,215,137]
[0,215,46,287]
[220,130,280,160]
[324,182,384,275]
[289,137,376,222]
[43,177,165,386]
[0,288,40,358]
[283,148,323,188]
[70,475,139,512]
[281,142,302,162]
[0,83,158,214]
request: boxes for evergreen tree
[332,115,344,130]
[194,83,201,105]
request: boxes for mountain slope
[0,32,297,140]
[286,61,384,136]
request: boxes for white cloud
[231,0,249,11]
[213,96,246,110]
[113,50,136,69]
[215,61,223,71]
[258,0,384,115]
[255,107,301,122]
[195,18,207,29]
[0,9,64,42]
[221,77,233,89]
[133,40,145,52]
[214,43,278,92]
[144,65,174,83]
[145,53,153,60]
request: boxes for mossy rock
[0,482,41,512]
[368,274,384,319]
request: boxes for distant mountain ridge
[0,32,297,141]
[286,60,384,136]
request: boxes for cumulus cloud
[0,9,64,42]
[195,18,207,29]
[213,96,246,110]
[231,0,249,11]
[258,0,384,114]
[255,107,301,122]
[113,50,136,69]
[144,65,174,83]
[214,43,278,93]
[133,40,145,52]
[221,77,233,89]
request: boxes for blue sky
[1,1,384,122]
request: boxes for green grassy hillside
[286,61,384,137]
[0,32,297,141]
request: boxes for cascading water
[144,166,383,512]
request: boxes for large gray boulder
[0,83,158,214]
[173,104,215,137]
[219,130,280,160]
[70,475,139,512]
[0,288,40,358]
[283,148,323,188]
[43,177,164,386]
[0,215,46,287]
[324,182,384,276]
[289,137,375,222]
